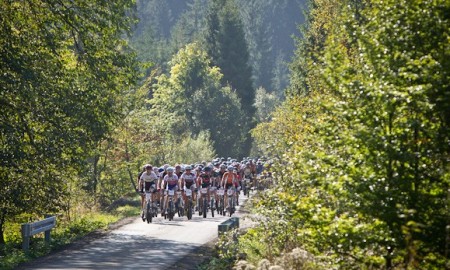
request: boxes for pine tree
[203,0,255,156]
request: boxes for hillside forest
[1,0,449,269]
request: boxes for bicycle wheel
[220,198,225,216]
[177,198,181,217]
[146,202,151,223]
[169,201,174,221]
[187,200,192,220]
[203,198,207,218]
[210,198,215,217]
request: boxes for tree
[0,0,138,243]
[203,0,255,156]
[170,0,209,51]
[237,0,305,94]
[253,87,280,123]
[250,0,449,268]
[150,43,247,157]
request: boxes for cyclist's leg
[164,191,169,213]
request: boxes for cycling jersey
[199,172,211,188]
[163,174,179,190]
[223,172,237,184]
[243,167,252,177]
[218,170,226,179]
[140,171,158,191]
[181,172,196,189]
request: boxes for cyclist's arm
[179,175,185,189]
[221,173,227,188]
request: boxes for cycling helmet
[158,167,164,173]
[220,164,227,169]
[167,167,174,172]
[227,166,234,171]
[185,165,192,170]
[145,164,153,170]
[204,166,212,172]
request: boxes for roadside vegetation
[207,0,449,269]
[1,0,448,269]
[0,194,140,270]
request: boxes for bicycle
[165,189,176,221]
[209,186,216,218]
[226,187,235,217]
[200,187,209,218]
[243,175,252,197]
[176,190,184,217]
[217,188,225,216]
[143,185,157,223]
[185,188,194,220]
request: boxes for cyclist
[139,164,158,217]
[197,166,212,213]
[157,167,165,210]
[137,164,147,217]
[233,167,241,205]
[250,159,257,186]
[222,165,239,212]
[179,165,197,209]
[211,165,223,209]
[256,160,264,175]
[241,162,253,187]
[162,167,179,214]
[175,164,183,178]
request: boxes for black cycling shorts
[201,183,211,189]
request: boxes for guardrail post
[21,215,56,251]
[21,223,31,251]
[44,214,52,244]
[230,217,239,228]
[218,217,240,236]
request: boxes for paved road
[20,195,250,270]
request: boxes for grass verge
[0,195,140,270]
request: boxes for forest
[1,0,449,269]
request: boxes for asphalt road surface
[19,195,250,270]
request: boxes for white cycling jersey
[180,172,196,182]
[140,171,158,182]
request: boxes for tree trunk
[0,213,6,245]
[124,138,137,191]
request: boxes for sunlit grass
[0,195,141,270]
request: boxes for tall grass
[0,196,140,270]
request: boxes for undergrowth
[0,196,140,270]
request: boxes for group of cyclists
[136,157,272,221]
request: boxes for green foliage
[0,196,140,270]
[250,0,450,268]
[203,0,255,156]
[170,0,209,51]
[0,0,139,244]
[150,43,247,157]
[169,131,216,164]
[237,0,304,92]
[253,87,281,123]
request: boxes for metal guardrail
[21,215,57,251]
[218,217,239,235]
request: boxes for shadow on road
[20,233,201,270]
